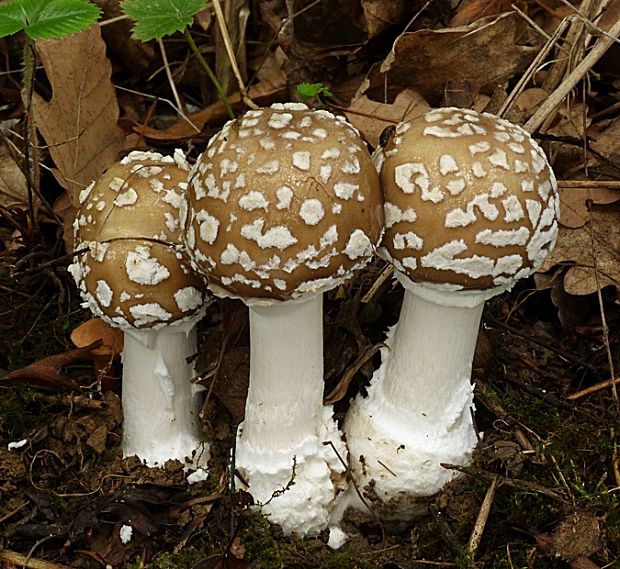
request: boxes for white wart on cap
[185,103,384,302]
[70,150,208,329]
[377,107,559,292]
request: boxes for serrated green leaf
[121,0,206,41]
[19,0,50,22]
[0,2,26,38]
[296,82,333,101]
[0,0,100,39]
[26,0,101,39]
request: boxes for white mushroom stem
[379,290,482,422]
[344,279,487,519]
[121,324,207,468]
[235,294,347,536]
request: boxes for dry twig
[468,477,500,558]
[568,376,620,400]
[0,550,73,569]
[525,18,620,132]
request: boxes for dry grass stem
[558,180,620,188]
[158,38,191,125]
[361,264,394,303]
[499,15,570,119]
[212,0,258,109]
[115,85,200,130]
[525,18,620,132]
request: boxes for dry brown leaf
[0,342,102,391]
[343,89,430,147]
[293,0,409,51]
[31,25,125,207]
[216,347,250,424]
[0,155,28,209]
[590,115,620,165]
[541,204,620,295]
[504,87,550,123]
[534,271,597,329]
[71,318,124,357]
[141,70,288,142]
[359,12,538,105]
[449,0,513,27]
[547,103,590,139]
[361,0,410,39]
[558,186,620,228]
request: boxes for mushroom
[343,107,559,519]
[69,150,210,468]
[183,103,384,535]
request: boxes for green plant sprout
[296,82,334,102]
[121,0,235,119]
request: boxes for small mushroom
[184,103,383,535]
[343,107,560,519]
[69,150,210,468]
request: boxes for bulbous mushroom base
[235,407,348,536]
[343,356,478,521]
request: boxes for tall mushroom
[343,107,559,519]
[184,103,383,535]
[69,150,210,468]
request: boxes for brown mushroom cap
[69,150,208,330]
[377,107,559,291]
[184,103,384,302]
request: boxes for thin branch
[525,18,620,133]
[467,477,500,558]
[0,549,73,569]
[568,375,620,400]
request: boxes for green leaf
[20,0,50,22]
[296,82,333,101]
[27,0,101,39]
[0,0,100,39]
[121,0,206,41]
[0,1,26,38]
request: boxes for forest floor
[1,0,619,567]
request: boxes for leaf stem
[22,35,40,231]
[184,28,234,120]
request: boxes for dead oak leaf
[343,88,430,148]
[0,155,28,210]
[541,204,620,295]
[0,340,102,392]
[558,186,620,228]
[359,12,537,105]
[31,25,125,208]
